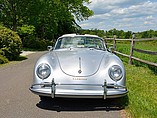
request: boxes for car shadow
[36,95,129,112]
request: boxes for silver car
[30,34,128,99]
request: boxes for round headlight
[109,65,123,81]
[37,63,51,79]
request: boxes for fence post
[113,35,116,51]
[129,34,135,65]
[104,36,107,48]
[104,36,106,44]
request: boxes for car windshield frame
[54,36,106,50]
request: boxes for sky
[77,0,157,32]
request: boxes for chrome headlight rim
[36,63,51,79]
[109,65,123,81]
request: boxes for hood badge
[78,69,82,74]
[78,57,82,74]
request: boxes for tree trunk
[11,0,17,32]
[13,15,17,32]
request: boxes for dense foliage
[105,28,157,39]
[80,28,157,39]
[0,0,93,40]
[0,26,22,61]
[22,36,54,50]
[0,54,8,64]
[17,25,54,50]
[79,29,105,37]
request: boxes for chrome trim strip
[31,83,127,89]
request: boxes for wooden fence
[104,35,157,67]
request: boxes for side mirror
[108,46,114,52]
[47,46,53,51]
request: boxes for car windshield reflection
[55,36,105,50]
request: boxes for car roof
[59,34,100,39]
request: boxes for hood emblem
[78,69,82,74]
[78,57,82,74]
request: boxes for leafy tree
[118,30,125,38]
[125,31,132,39]
[141,31,149,38]
[0,0,28,31]
[79,29,105,38]
[17,25,35,37]
[0,0,93,40]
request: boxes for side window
[55,39,62,49]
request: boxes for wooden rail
[133,48,157,55]
[104,36,157,67]
[113,51,157,67]
[113,51,129,58]
[105,37,157,41]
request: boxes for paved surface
[20,51,36,56]
[0,51,125,118]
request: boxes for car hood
[54,49,105,77]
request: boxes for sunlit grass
[116,40,157,63]
[113,40,157,117]
[0,56,27,67]
[124,63,157,118]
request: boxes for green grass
[0,55,27,67]
[124,62,157,118]
[115,40,157,74]
[116,40,157,64]
[112,40,157,117]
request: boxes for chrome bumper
[30,79,128,99]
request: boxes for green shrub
[0,26,22,60]
[17,25,54,51]
[17,25,35,42]
[0,54,9,64]
[23,35,54,50]
[17,25,35,36]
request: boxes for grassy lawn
[124,62,157,118]
[0,56,27,67]
[116,40,157,64]
[113,40,157,117]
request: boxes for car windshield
[55,36,105,50]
